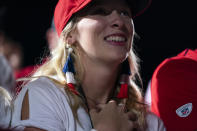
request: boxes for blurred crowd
[0,3,58,130]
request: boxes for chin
[106,53,128,64]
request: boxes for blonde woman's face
[73,0,134,64]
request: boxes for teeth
[106,36,126,42]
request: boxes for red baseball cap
[151,49,197,131]
[54,0,151,36]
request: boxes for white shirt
[11,77,166,131]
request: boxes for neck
[81,58,120,109]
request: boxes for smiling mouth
[104,35,127,46]
[104,36,127,42]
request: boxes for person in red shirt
[14,18,59,93]
[151,48,197,131]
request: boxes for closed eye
[89,8,111,16]
[119,10,132,18]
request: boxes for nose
[110,10,124,29]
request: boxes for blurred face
[72,0,134,64]
[46,28,59,51]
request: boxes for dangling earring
[63,45,78,94]
[116,58,131,99]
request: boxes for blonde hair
[32,17,146,128]
[0,86,12,129]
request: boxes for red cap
[151,49,197,131]
[54,0,151,36]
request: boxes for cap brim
[127,0,151,18]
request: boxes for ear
[66,31,77,45]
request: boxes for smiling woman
[10,0,166,131]
[71,1,133,64]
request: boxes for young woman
[11,0,166,130]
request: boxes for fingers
[96,100,116,112]
[118,103,126,112]
[108,100,117,105]
[107,100,127,112]
[127,111,139,130]
[108,100,126,112]
[89,108,99,124]
[89,108,98,117]
[126,111,137,121]
[128,120,139,131]
[94,100,127,114]
[89,99,140,131]
[125,110,139,131]
[95,103,105,112]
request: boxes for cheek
[76,19,105,54]
[77,18,105,38]
[128,20,134,35]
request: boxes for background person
[14,17,59,93]
[151,48,197,131]
[0,54,16,97]
[15,17,59,80]
[0,86,12,130]
[0,54,15,129]
[0,38,23,76]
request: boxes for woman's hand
[89,100,138,131]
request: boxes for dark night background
[1,0,196,91]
